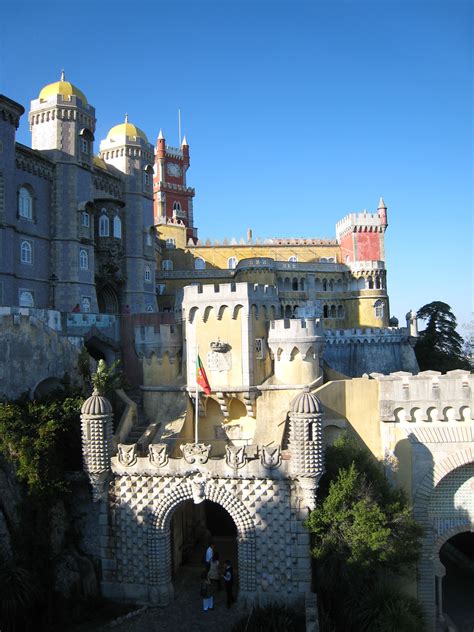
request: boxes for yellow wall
[142,352,181,387]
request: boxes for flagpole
[195,346,199,444]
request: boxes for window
[288,255,297,263]
[79,248,89,270]
[374,300,384,319]
[173,201,182,212]
[144,172,150,186]
[81,212,90,227]
[18,187,33,220]
[19,290,34,307]
[157,284,166,295]
[20,240,32,264]
[81,138,89,155]
[99,212,109,237]
[227,256,237,270]
[322,279,327,291]
[113,215,122,238]
[255,338,264,359]
[82,297,91,313]
[323,305,328,318]
[165,238,176,249]
[194,257,205,270]
[337,305,344,319]
[162,259,173,271]
[330,305,337,318]
[292,278,298,291]
[144,265,152,282]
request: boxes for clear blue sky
[1,0,472,332]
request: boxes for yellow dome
[106,116,148,143]
[39,71,88,106]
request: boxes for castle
[0,76,472,631]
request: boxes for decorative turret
[288,388,325,509]
[29,71,96,162]
[335,198,388,262]
[267,317,325,385]
[99,114,154,179]
[81,363,114,500]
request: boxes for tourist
[208,551,221,590]
[205,541,214,570]
[200,570,214,612]
[223,560,235,608]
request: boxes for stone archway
[147,476,256,606]
[413,451,474,629]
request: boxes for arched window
[322,279,327,291]
[113,215,122,238]
[292,277,298,291]
[144,265,152,282]
[288,255,297,263]
[320,257,327,263]
[82,297,91,313]
[330,305,337,318]
[375,276,381,289]
[329,280,334,291]
[99,212,109,237]
[165,238,176,249]
[18,187,33,220]
[81,212,90,227]
[227,257,237,270]
[173,201,182,212]
[162,259,173,271]
[79,249,89,270]
[368,277,374,289]
[374,300,384,319]
[19,290,34,307]
[323,305,328,318]
[337,305,344,319]
[194,257,206,270]
[299,278,305,291]
[20,240,32,264]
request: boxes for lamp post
[49,273,58,309]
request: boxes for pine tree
[415,302,471,372]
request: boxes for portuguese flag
[196,355,211,395]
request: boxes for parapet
[336,210,385,240]
[269,317,323,339]
[324,327,408,345]
[184,282,277,302]
[134,323,182,359]
[374,369,473,423]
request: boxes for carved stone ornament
[260,445,281,469]
[148,443,169,468]
[117,443,138,467]
[210,338,231,353]
[296,476,318,511]
[180,442,211,464]
[190,473,209,505]
[225,444,247,470]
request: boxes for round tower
[29,71,96,163]
[267,317,325,384]
[288,389,325,510]
[81,389,113,500]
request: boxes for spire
[158,128,164,140]
[60,69,65,81]
[378,196,386,209]
[125,113,129,123]
[181,135,188,146]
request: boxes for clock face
[166,162,182,177]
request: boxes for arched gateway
[147,477,256,605]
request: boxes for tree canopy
[306,436,425,631]
[415,301,471,372]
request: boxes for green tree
[415,301,471,372]
[306,436,424,631]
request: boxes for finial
[378,196,386,209]
[158,128,164,140]
[181,135,188,146]
[60,69,65,81]
[125,113,129,123]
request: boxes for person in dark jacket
[222,560,235,608]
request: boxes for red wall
[355,232,381,261]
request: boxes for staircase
[124,388,150,445]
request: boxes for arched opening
[439,532,474,630]
[97,284,119,314]
[169,499,238,598]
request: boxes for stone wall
[0,311,81,399]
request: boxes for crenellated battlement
[184,282,278,302]
[324,326,411,345]
[134,323,182,359]
[268,317,325,365]
[336,210,385,240]
[269,317,323,338]
[374,369,473,423]
[0,306,62,331]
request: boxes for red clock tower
[153,130,196,240]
